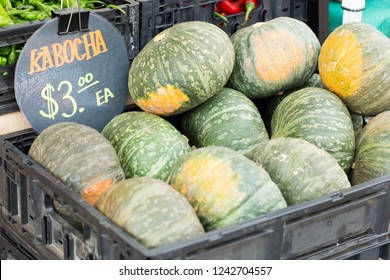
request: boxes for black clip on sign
[51,8,90,35]
[15,7,130,134]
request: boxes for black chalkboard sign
[15,13,129,133]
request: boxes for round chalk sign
[15,13,129,133]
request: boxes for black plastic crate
[263,0,308,21]
[0,1,139,115]
[138,0,267,50]
[1,129,390,259]
[0,227,39,260]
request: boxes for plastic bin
[0,0,139,115]
[1,129,389,259]
[264,0,308,22]
[138,0,267,50]
[0,227,38,260]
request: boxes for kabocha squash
[181,87,269,159]
[271,87,355,173]
[102,111,191,181]
[261,73,327,133]
[351,111,390,185]
[168,146,287,231]
[128,21,235,116]
[228,17,321,99]
[252,138,351,205]
[28,122,125,206]
[319,22,390,116]
[350,112,364,137]
[96,177,205,248]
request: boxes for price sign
[15,13,129,133]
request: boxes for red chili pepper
[216,0,245,15]
[244,0,257,25]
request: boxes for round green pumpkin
[96,177,205,248]
[168,146,287,231]
[351,111,390,185]
[271,87,355,173]
[252,137,351,205]
[181,87,269,159]
[28,122,125,206]
[128,21,235,116]
[227,17,321,99]
[319,22,390,116]
[102,111,191,181]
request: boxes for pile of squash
[27,18,390,249]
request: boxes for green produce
[351,111,390,185]
[271,87,355,173]
[96,177,205,249]
[319,22,390,116]
[252,137,351,205]
[168,146,287,231]
[228,17,321,99]
[102,111,191,181]
[0,3,14,26]
[181,87,269,159]
[29,122,125,206]
[128,21,235,116]
[261,73,327,133]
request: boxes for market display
[1,0,390,260]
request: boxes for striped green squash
[261,73,328,133]
[351,111,390,185]
[102,111,191,181]
[181,87,269,159]
[168,146,287,231]
[96,177,205,248]
[28,122,125,206]
[252,138,351,205]
[128,21,235,116]
[228,17,321,99]
[271,87,355,173]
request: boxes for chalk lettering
[28,30,108,75]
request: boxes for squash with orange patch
[227,17,321,99]
[319,22,390,116]
[168,146,287,231]
[128,21,235,116]
[28,122,125,206]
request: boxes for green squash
[96,177,205,248]
[319,22,390,116]
[102,111,191,181]
[351,111,390,185]
[168,146,287,231]
[128,21,235,116]
[252,137,351,205]
[28,122,125,206]
[271,87,355,173]
[181,87,269,159]
[228,17,321,99]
